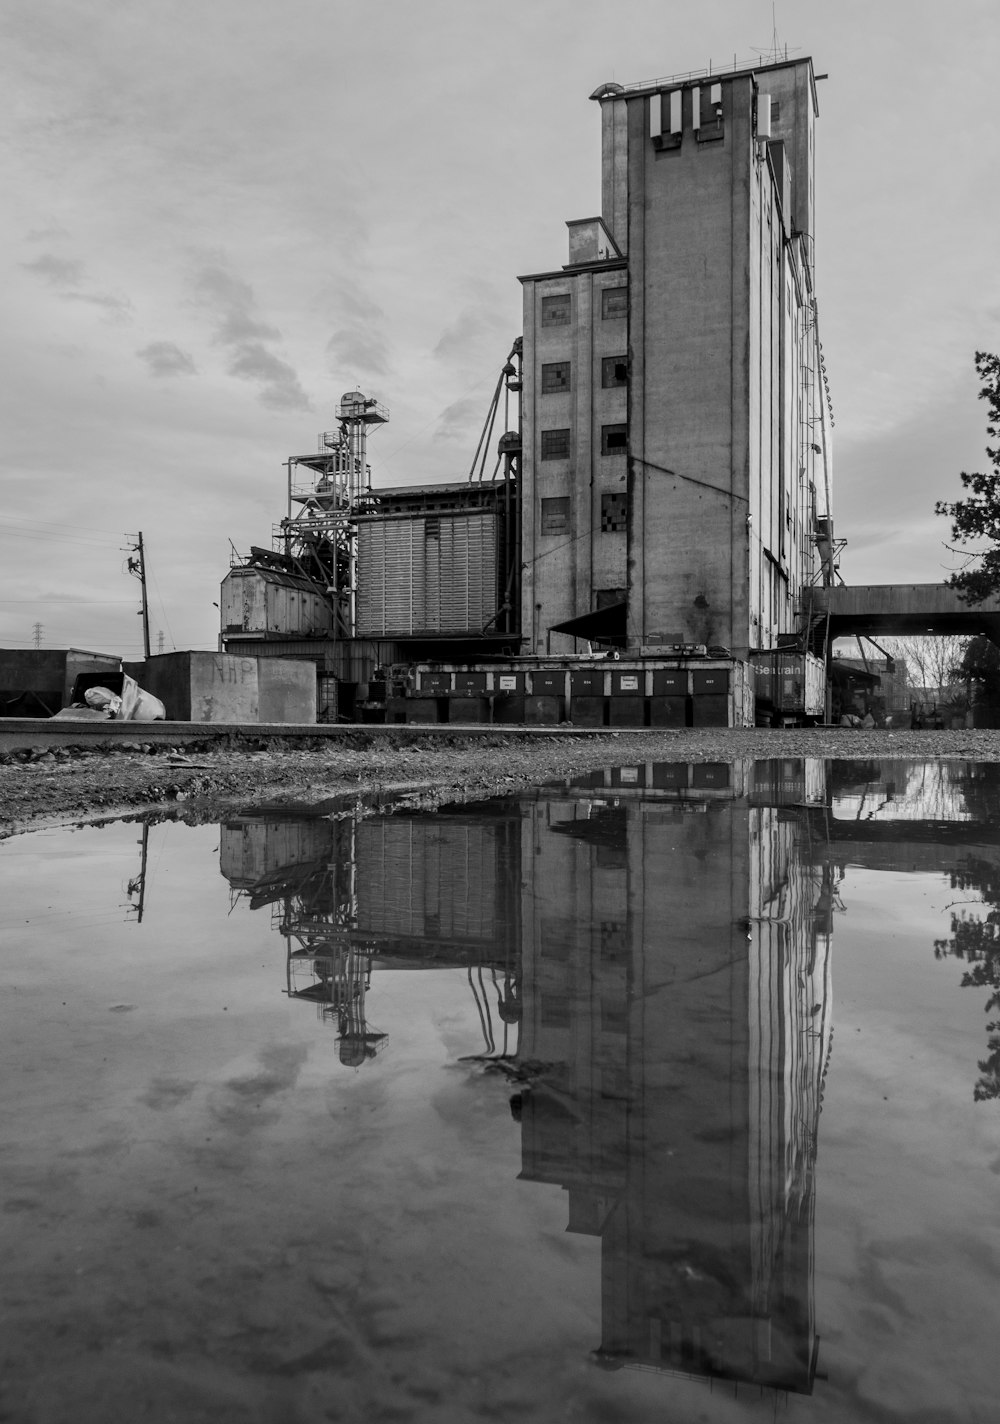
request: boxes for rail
[613,55,773,94]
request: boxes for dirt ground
[3,725,1000,839]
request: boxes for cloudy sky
[2,0,998,657]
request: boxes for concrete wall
[126,652,316,723]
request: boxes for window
[541,293,571,326]
[602,356,628,388]
[595,587,625,609]
[541,428,570,460]
[600,492,627,531]
[540,496,570,535]
[601,424,627,455]
[602,286,628,319]
[541,360,570,393]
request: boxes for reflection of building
[218,764,834,1393]
[517,761,832,1393]
[219,805,524,1063]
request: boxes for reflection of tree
[934,857,1000,1101]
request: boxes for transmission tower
[32,622,42,648]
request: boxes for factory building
[219,54,835,727]
[519,55,833,659]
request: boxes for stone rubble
[2,726,1000,839]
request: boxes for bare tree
[881,635,970,701]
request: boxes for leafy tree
[934,860,1000,1101]
[936,351,1000,603]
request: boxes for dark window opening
[602,286,628,320]
[541,428,570,460]
[600,492,627,532]
[602,356,628,388]
[601,424,627,455]
[541,360,571,393]
[541,294,571,326]
[541,496,570,535]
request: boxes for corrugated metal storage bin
[570,695,606,727]
[570,668,606,696]
[492,694,526,724]
[652,669,687,696]
[652,763,689,790]
[611,765,646,788]
[524,695,563,724]
[447,697,490,723]
[691,763,730,790]
[692,668,729,696]
[612,670,643,696]
[419,670,451,693]
[691,694,729,727]
[357,511,499,637]
[530,671,566,696]
[649,696,689,727]
[608,696,645,726]
[494,671,525,694]
[387,696,442,723]
[220,567,333,638]
[454,672,487,694]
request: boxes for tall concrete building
[520,57,833,659]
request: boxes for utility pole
[32,621,43,648]
[126,533,151,659]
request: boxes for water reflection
[6,757,1000,1419]
[217,761,839,1392]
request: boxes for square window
[600,493,627,532]
[601,356,628,388]
[541,360,570,394]
[541,496,570,535]
[541,428,570,460]
[541,293,571,326]
[601,286,628,320]
[601,424,627,455]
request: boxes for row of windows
[540,493,627,536]
[541,357,627,393]
[541,287,628,326]
[541,424,627,459]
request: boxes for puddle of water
[1,758,999,1422]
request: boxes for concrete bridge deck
[811,584,1000,642]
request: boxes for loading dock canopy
[550,600,628,642]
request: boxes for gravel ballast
[3,726,1000,840]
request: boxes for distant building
[519,57,833,657]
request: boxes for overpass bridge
[809,584,1000,645]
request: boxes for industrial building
[520,56,832,657]
[220,55,836,727]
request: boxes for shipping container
[750,650,825,724]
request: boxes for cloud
[325,285,390,378]
[227,343,309,410]
[433,395,482,443]
[137,341,197,377]
[21,253,85,287]
[193,266,281,344]
[191,260,309,410]
[21,252,131,320]
[433,303,511,364]
[326,327,389,378]
[64,290,133,322]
